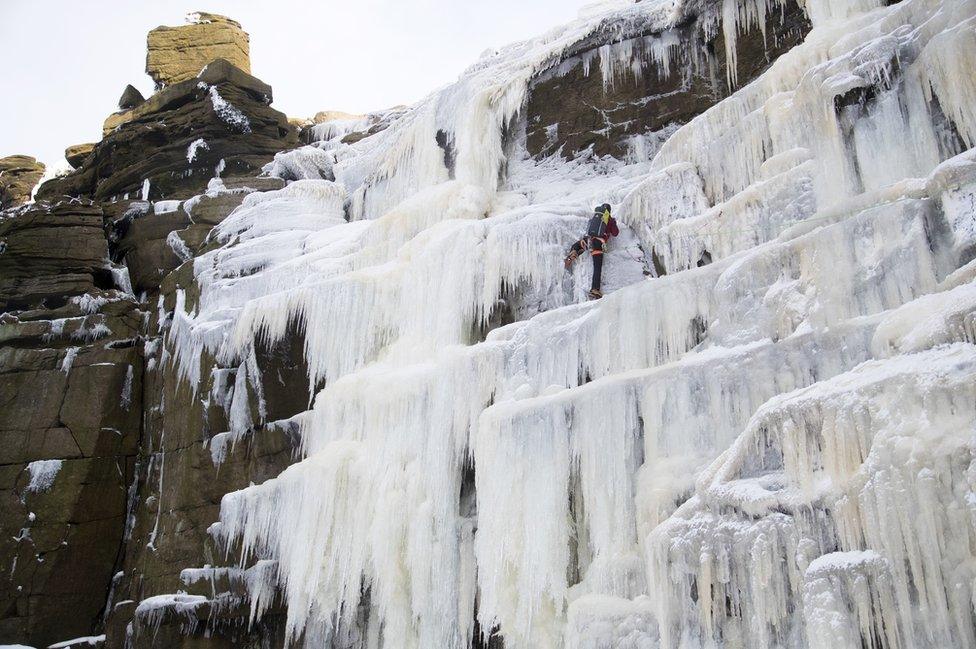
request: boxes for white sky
[0,0,594,170]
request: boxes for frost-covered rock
[7,0,976,648]
[524,0,811,158]
[39,58,296,203]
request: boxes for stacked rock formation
[0,13,299,648]
[41,58,296,205]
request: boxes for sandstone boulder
[105,57,271,136]
[146,12,250,88]
[0,155,45,209]
[65,142,96,169]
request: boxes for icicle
[143,1,976,647]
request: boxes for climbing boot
[564,251,578,270]
[588,288,603,300]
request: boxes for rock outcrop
[0,303,142,646]
[0,155,45,209]
[0,184,300,649]
[64,143,95,169]
[40,58,297,204]
[146,13,250,88]
[0,203,115,311]
[0,201,143,646]
[0,15,304,647]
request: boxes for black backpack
[587,213,608,238]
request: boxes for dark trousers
[570,236,605,291]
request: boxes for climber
[564,203,619,299]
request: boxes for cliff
[2,1,976,648]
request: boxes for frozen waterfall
[155,0,976,646]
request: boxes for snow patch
[47,636,105,648]
[25,460,62,493]
[208,86,251,133]
[186,138,209,163]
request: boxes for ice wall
[150,0,976,646]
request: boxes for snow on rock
[25,460,62,494]
[153,200,180,215]
[872,280,976,355]
[128,0,976,646]
[308,115,370,143]
[565,595,658,649]
[165,230,193,262]
[205,85,251,133]
[648,344,976,649]
[133,593,207,633]
[262,147,336,181]
[59,347,79,373]
[111,265,134,295]
[186,138,208,163]
[121,365,134,409]
[46,636,105,648]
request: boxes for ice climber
[564,203,619,299]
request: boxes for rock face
[0,202,143,646]
[0,184,298,649]
[524,0,810,159]
[146,13,250,88]
[0,203,114,311]
[0,307,142,646]
[0,155,45,209]
[106,307,308,647]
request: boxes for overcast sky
[0,0,594,170]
